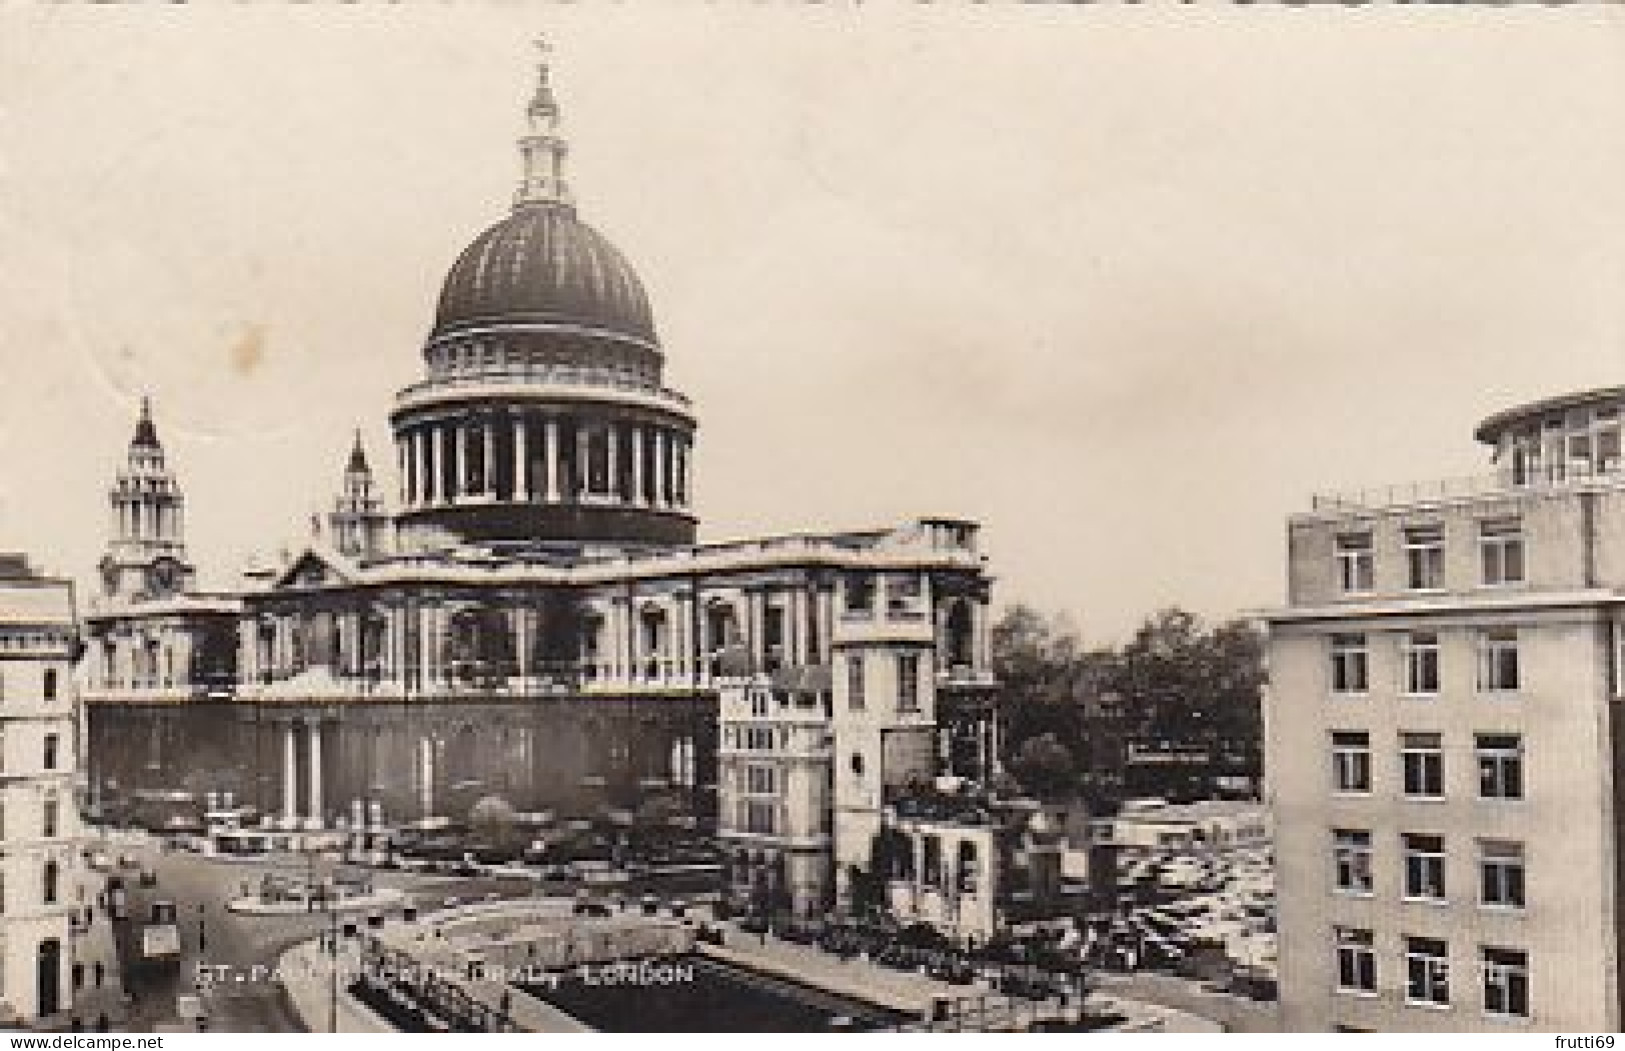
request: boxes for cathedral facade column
[282,723,298,827]
[308,720,324,827]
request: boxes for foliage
[991,604,1265,807]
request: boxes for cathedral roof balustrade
[315,526,983,591]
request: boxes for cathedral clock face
[151,557,182,595]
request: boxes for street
[113,844,536,1033]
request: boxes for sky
[1,6,1624,643]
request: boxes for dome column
[631,425,645,506]
[607,425,620,502]
[575,426,589,500]
[457,421,473,504]
[513,414,529,501]
[397,437,408,507]
[545,418,561,503]
[483,415,497,500]
[652,429,667,509]
[422,428,435,510]
[436,424,451,506]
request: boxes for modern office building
[1267,384,1625,1031]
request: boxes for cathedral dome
[431,204,656,345]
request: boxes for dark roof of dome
[432,204,656,345]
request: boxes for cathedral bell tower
[328,431,389,559]
[100,397,196,600]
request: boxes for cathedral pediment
[272,547,359,591]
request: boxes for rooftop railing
[1308,459,1625,514]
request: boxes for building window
[1330,634,1369,694]
[41,796,57,839]
[847,653,866,711]
[844,573,875,616]
[1405,526,1445,590]
[897,652,920,713]
[850,753,864,778]
[42,859,58,905]
[1403,833,1447,901]
[1336,533,1375,594]
[42,668,57,702]
[1335,927,1377,995]
[1401,732,1445,799]
[1401,632,1440,695]
[1406,936,1451,1008]
[956,841,979,894]
[1333,829,1374,895]
[743,764,778,796]
[42,733,58,771]
[738,800,777,835]
[1477,734,1524,800]
[922,835,943,888]
[1476,630,1521,692]
[1482,946,1529,1019]
[1479,840,1526,911]
[1480,519,1525,586]
[1331,731,1371,794]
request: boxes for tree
[1110,608,1264,799]
[1009,733,1076,801]
[990,604,1266,808]
[992,604,1084,754]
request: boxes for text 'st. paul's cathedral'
[82,45,1055,935]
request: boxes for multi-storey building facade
[80,45,1002,925]
[0,555,87,1024]
[1268,385,1625,1031]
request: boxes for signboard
[143,924,181,959]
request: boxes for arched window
[42,668,57,702]
[850,753,865,778]
[42,859,59,905]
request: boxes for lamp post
[327,895,339,1035]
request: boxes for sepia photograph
[0,1,1620,1036]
